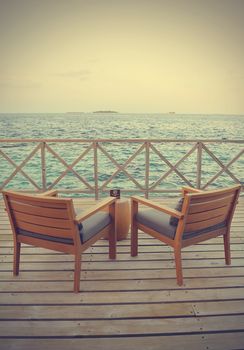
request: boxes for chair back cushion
[137,209,177,239]
[169,197,184,226]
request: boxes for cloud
[0,77,42,89]
[54,69,91,81]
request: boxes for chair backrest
[181,185,241,238]
[3,191,78,248]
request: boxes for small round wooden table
[104,198,130,241]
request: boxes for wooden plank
[0,315,244,337]
[14,211,71,229]
[1,287,244,305]
[8,196,69,209]
[1,249,244,262]
[186,205,231,223]
[1,301,244,320]
[0,302,194,319]
[193,300,244,316]
[190,191,236,203]
[188,196,234,214]
[1,265,244,281]
[1,276,244,292]
[184,215,227,232]
[1,334,244,350]
[1,258,244,271]
[15,221,73,238]
[9,201,69,219]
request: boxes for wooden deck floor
[0,196,244,350]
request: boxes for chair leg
[13,242,21,276]
[74,254,81,293]
[109,227,116,260]
[223,233,231,265]
[174,246,183,286]
[131,222,138,257]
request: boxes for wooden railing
[0,139,243,198]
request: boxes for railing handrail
[0,139,243,198]
[0,138,244,143]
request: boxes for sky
[0,0,244,114]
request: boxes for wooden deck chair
[131,185,241,286]
[3,190,116,292]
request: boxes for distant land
[93,110,118,114]
[65,111,118,115]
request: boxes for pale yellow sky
[0,0,244,114]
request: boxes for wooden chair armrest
[181,187,203,195]
[37,190,58,197]
[131,196,183,219]
[75,197,116,223]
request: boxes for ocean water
[1,113,244,139]
[0,113,243,196]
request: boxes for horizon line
[0,111,244,116]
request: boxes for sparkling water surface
[0,113,243,196]
[0,113,244,139]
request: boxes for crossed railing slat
[201,144,243,189]
[148,143,197,190]
[97,142,145,191]
[0,139,243,197]
[0,144,42,190]
[45,143,94,191]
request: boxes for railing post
[196,141,202,189]
[94,141,99,200]
[41,142,47,191]
[145,141,150,198]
